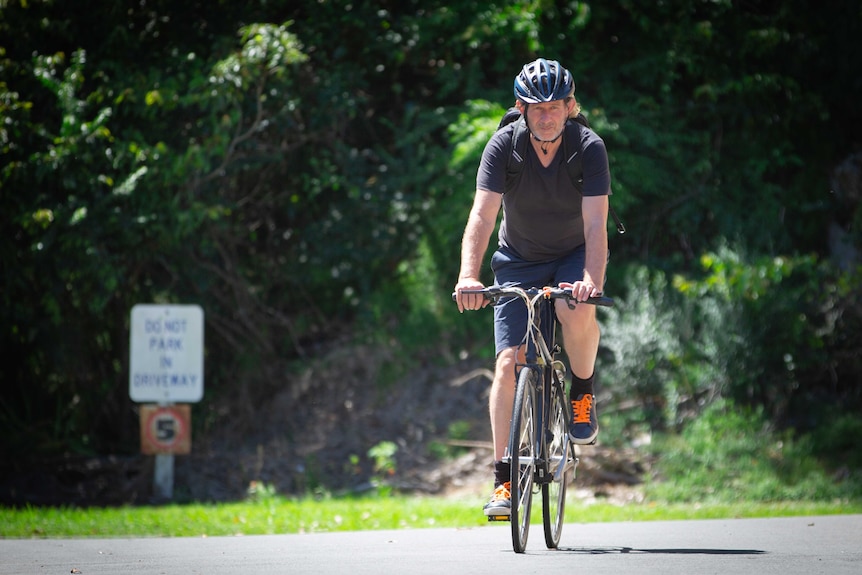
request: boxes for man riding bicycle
[453,58,611,517]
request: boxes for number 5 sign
[140,404,191,454]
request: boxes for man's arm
[455,189,502,312]
[570,194,609,301]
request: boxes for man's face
[522,99,572,141]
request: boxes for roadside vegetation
[2,1,860,515]
[4,401,860,538]
[3,497,860,539]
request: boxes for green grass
[2,494,860,539]
[4,399,861,539]
[643,400,862,504]
[1,494,484,538]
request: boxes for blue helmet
[514,58,575,103]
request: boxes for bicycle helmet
[514,58,575,103]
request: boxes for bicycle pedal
[487,515,511,522]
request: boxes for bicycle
[455,285,613,553]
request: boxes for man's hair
[566,96,582,118]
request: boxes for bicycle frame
[528,294,572,485]
[454,286,613,552]
[508,288,575,487]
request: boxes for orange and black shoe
[482,481,511,516]
[569,393,599,445]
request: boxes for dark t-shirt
[476,121,611,261]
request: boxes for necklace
[534,133,562,155]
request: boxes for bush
[646,399,862,503]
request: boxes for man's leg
[557,300,601,444]
[490,346,521,462]
[557,301,599,379]
[484,246,548,514]
[483,345,521,516]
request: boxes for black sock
[570,373,594,401]
[494,460,511,487]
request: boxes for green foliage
[429,420,473,460]
[581,0,853,262]
[816,412,862,471]
[646,400,862,503]
[1,1,860,501]
[367,441,398,477]
[245,480,279,504]
[673,245,858,419]
[600,267,699,431]
[355,97,500,360]
[1,17,320,459]
[600,245,860,436]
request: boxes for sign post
[129,304,204,500]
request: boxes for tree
[1,0,859,477]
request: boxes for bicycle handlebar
[452,286,614,307]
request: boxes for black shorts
[490,245,587,356]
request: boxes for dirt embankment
[3,345,647,507]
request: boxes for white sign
[129,304,204,403]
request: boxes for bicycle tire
[542,374,570,548]
[509,366,538,553]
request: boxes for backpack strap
[504,116,529,192]
[563,117,626,235]
[609,200,626,234]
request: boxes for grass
[642,401,862,504]
[4,399,861,539]
[3,493,860,539]
[1,494,485,538]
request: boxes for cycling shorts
[491,245,587,356]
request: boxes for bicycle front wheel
[542,375,571,548]
[509,366,538,554]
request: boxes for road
[2,515,860,574]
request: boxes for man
[454,58,610,517]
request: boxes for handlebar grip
[453,290,614,307]
[452,290,488,301]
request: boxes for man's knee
[556,303,595,331]
[494,347,521,383]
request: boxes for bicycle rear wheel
[509,366,538,554]
[542,375,571,548]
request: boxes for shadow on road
[556,546,767,555]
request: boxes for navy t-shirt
[476,121,611,261]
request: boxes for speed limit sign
[140,404,191,454]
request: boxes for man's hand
[558,280,601,302]
[454,279,489,313]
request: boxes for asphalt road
[2,515,860,575]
